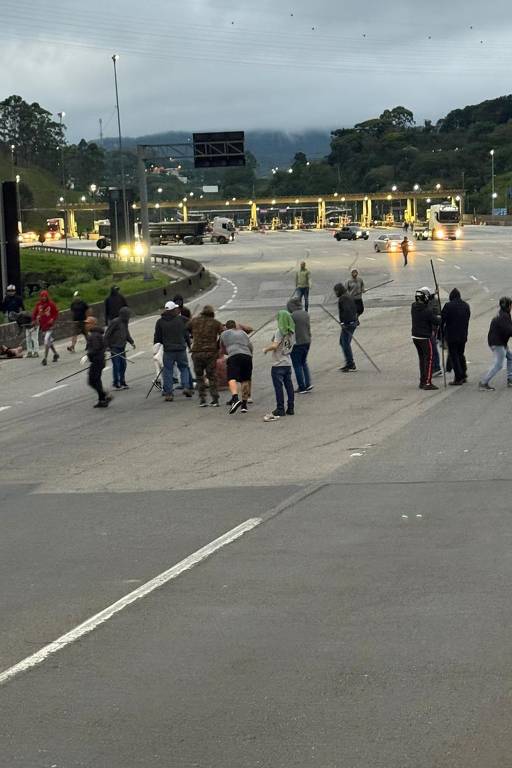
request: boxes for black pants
[413,338,433,385]
[447,341,467,382]
[88,358,106,402]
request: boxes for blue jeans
[432,333,441,371]
[111,345,127,387]
[271,366,294,414]
[290,343,311,391]
[296,287,309,311]
[340,322,357,367]
[481,345,512,385]
[163,349,192,394]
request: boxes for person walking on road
[346,269,365,317]
[173,294,192,320]
[401,236,410,266]
[67,291,89,352]
[85,316,110,408]
[295,261,311,311]
[104,285,127,325]
[32,289,59,366]
[263,309,296,421]
[334,283,358,372]
[411,287,440,390]
[404,221,409,234]
[478,297,512,391]
[1,284,24,322]
[188,305,223,407]
[153,300,194,402]
[104,306,136,390]
[220,320,253,414]
[441,288,471,385]
[287,296,313,393]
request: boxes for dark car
[334,225,369,241]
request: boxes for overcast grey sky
[2,0,512,142]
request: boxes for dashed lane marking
[454,265,461,270]
[32,384,69,399]
[0,406,12,413]
[470,275,478,281]
[0,517,262,688]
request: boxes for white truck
[414,204,462,241]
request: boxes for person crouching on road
[411,287,440,391]
[188,305,223,407]
[346,269,365,317]
[153,300,193,402]
[85,316,110,408]
[479,297,512,391]
[32,290,59,366]
[220,320,253,414]
[334,283,358,372]
[263,309,296,422]
[441,288,471,386]
[104,306,136,390]
[287,296,313,393]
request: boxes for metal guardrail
[27,244,198,272]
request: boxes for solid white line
[0,517,261,687]
[31,384,68,399]
[0,406,12,413]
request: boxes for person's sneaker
[247,398,253,404]
[182,389,194,397]
[479,382,495,391]
[94,400,109,408]
[105,394,113,403]
[225,397,234,406]
[421,383,439,390]
[340,364,356,372]
[67,346,75,353]
[113,385,122,390]
[263,412,280,422]
[306,385,314,391]
[449,380,463,386]
[432,369,443,378]
[229,397,242,414]
[286,408,295,415]
[120,383,129,390]
[165,394,174,402]
[199,399,209,407]
[507,380,512,388]
[41,358,47,366]
[295,388,308,394]
[52,353,60,362]
[240,402,248,413]
[210,399,220,407]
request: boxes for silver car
[374,233,404,253]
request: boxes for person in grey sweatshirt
[104,306,136,390]
[287,296,313,393]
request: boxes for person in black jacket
[479,297,512,391]
[441,288,471,385]
[1,284,24,322]
[104,286,128,325]
[67,290,89,352]
[411,287,440,390]
[104,306,136,390]
[85,316,110,408]
[153,300,193,401]
[334,283,358,372]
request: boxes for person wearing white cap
[153,300,194,402]
[1,284,24,323]
[67,290,90,352]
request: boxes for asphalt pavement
[2,227,512,766]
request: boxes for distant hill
[101,129,331,173]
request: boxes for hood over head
[449,288,461,301]
[286,297,302,313]
[110,286,120,296]
[118,306,131,322]
[39,290,49,301]
[277,309,295,336]
[334,283,346,297]
[200,304,215,317]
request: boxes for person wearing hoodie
[67,290,89,352]
[153,300,194,402]
[85,315,110,408]
[334,283,358,372]
[441,288,471,386]
[32,289,59,366]
[104,306,136,390]
[478,297,512,391]
[287,296,313,393]
[104,285,128,325]
[263,309,296,422]
[173,294,192,320]
[346,269,365,317]
[188,305,223,407]
[1,284,24,322]
[411,287,440,390]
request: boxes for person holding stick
[411,287,440,391]
[334,283,358,372]
[84,316,110,408]
[346,269,365,317]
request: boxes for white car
[374,233,409,253]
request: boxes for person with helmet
[411,287,440,390]
[478,297,512,391]
[32,290,59,366]
[1,284,24,322]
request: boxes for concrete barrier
[0,254,214,348]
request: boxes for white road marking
[0,406,12,413]
[366,256,377,261]
[0,517,262,687]
[416,514,423,519]
[31,384,68,399]
[350,452,364,457]
[401,515,409,519]
[498,256,509,260]
[483,286,490,293]
[437,258,445,262]
[470,275,478,281]
[454,265,461,270]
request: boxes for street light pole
[112,54,129,244]
[10,144,16,180]
[57,112,68,252]
[490,149,495,215]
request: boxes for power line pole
[99,117,104,148]
[112,54,129,243]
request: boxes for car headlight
[435,229,445,239]
[455,228,462,239]
[118,244,131,259]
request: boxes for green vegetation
[18,249,170,310]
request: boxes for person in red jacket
[32,290,59,365]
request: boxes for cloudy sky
[2,0,512,142]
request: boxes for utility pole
[137,146,152,280]
[99,117,104,148]
[112,54,129,243]
[57,112,68,252]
